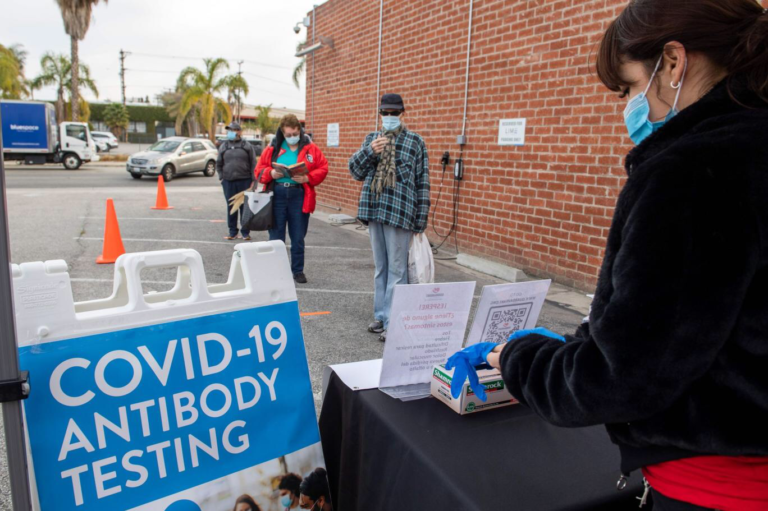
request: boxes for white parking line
[74,237,371,251]
[69,277,375,294]
[80,216,215,223]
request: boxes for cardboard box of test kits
[431,364,519,415]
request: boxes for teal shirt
[275,141,299,184]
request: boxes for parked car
[126,137,218,182]
[94,139,111,153]
[244,137,264,157]
[92,131,119,149]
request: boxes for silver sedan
[126,137,218,182]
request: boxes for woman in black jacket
[468,1,768,509]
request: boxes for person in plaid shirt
[349,93,430,342]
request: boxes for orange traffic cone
[151,176,174,210]
[96,198,126,264]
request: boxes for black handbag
[242,169,274,231]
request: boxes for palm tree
[55,0,107,121]
[64,62,98,100]
[255,104,280,144]
[161,89,200,137]
[0,44,28,99]
[64,62,97,122]
[224,74,249,123]
[176,58,232,142]
[293,41,306,89]
[31,53,70,122]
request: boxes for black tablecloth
[319,371,644,511]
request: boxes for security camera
[293,24,302,34]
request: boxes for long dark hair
[232,494,261,511]
[596,0,768,101]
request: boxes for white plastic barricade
[13,242,326,511]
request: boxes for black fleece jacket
[500,78,768,476]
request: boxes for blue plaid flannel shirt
[348,128,430,233]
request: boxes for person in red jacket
[256,114,328,283]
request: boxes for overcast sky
[2,0,323,111]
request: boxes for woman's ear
[663,41,687,87]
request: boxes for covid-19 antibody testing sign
[14,244,326,510]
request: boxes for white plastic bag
[408,233,435,284]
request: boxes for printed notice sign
[327,123,339,147]
[19,303,325,511]
[498,118,527,146]
[465,280,551,347]
[379,282,476,391]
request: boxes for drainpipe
[459,0,474,145]
[312,5,317,135]
[375,0,384,131]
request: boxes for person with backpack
[217,122,257,241]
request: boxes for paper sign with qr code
[464,280,551,347]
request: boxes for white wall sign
[327,123,339,147]
[498,118,527,146]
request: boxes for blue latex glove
[445,342,497,402]
[508,327,565,343]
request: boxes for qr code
[480,303,533,344]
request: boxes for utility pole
[119,49,128,108]
[236,60,244,123]
[119,49,131,142]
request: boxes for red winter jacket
[255,131,328,214]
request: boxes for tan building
[217,106,306,142]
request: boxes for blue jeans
[269,184,310,275]
[369,221,411,330]
[222,178,252,237]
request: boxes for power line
[128,52,293,71]
[126,68,180,74]
[241,71,293,86]
[124,68,293,87]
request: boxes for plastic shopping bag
[408,233,435,284]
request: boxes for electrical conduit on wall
[375,0,384,131]
[461,0,475,143]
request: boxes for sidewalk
[311,208,593,317]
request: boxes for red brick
[307,0,631,291]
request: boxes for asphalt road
[0,163,587,510]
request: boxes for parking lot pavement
[0,164,590,509]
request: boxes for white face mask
[381,116,401,131]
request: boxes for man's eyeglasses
[379,110,403,117]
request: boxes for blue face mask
[280,495,293,508]
[381,116,401,131]
[227,130,237,141]
[623,56,686,145]
[285,135,301,146]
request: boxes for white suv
[91,131,119,149]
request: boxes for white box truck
[0,100,98,170]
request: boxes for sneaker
[293,272,308,284]
[368,320,385,334]
[378,330,387,342]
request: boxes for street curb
[456,253,527,283]
[310,209,593,317]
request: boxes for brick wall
[305,0,632,291]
